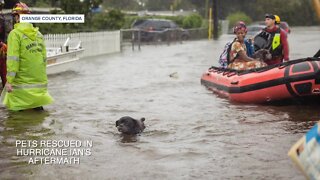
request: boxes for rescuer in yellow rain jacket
[1,2,53,111]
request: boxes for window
[169,22,178,28]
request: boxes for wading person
[1,2,53,111]
[0,0,7,89]
[254,14,289,65]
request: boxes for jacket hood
[14,23,39,40]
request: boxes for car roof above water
[132,19,174,28]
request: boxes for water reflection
[2,110,52,138]
[118,134,139,143]
[0,27,318,179]
[0,110,53,178]
[231,97,320,133]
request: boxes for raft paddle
[314,49,320,58]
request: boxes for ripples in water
[0,28,319,179]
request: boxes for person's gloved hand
[0,42,7,58]
[6,82,13,92]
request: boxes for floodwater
[0,27,320,179]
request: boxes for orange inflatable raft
[201,57,320,103]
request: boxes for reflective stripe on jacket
[2,23,53,111]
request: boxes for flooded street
[1,27,320,179]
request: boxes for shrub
[182,13,203,28]
[35,24,77,34]
[226,11,252,28]
[92,9,125,30]
[106,9,125,30]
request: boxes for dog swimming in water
[115,116,146,135]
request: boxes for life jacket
[254,27,282,57]
[244,39,254,57]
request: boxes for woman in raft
[228,21,267,70]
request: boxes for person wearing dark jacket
[0,0,7,89]
[254,14,289,65]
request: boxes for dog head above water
[115,116,146,135]
[252,49,272,62]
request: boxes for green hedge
[91,9,125,30]
[182,13,202,28]
[226,11,252,28]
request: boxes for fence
[220,20,229,35]
[43,27,208,55]
[43,31,121,58]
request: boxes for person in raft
[228,21,267,70]
[254,14,289,65]
[1,2,53,111]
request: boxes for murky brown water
[0,27,320,179]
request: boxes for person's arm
[280,29,289,61]
[0,42,7,58]
[35,31,47,62]
[238,50,256,62]
[229,41,253,63]
[6,31,20,92]
[42,43,47,62]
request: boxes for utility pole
[313,0,320,22]
[208,7,212,40]
[212,0,218,39]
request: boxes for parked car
[255,21,291,34]
[131,19,190,42]
[246,24,265,37]
[279,21,291,34]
